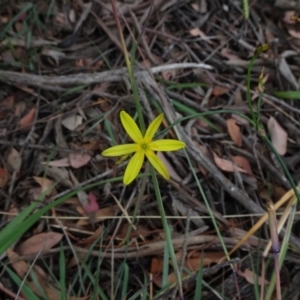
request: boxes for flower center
[141,142,149,151]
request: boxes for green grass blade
[194,255,204,300]
[121,262,129,299]
[2,265,40,300]
[59,244,67,300]
[274,91,300,99]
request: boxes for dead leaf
[213,86,229,96]
[16,232,63,256]
[76,205,120,226]
[231,156,253,175]
[161,70,173,81]
[81,140,99,151]
[0,167,10,187]
[79,226,103,245]
[288,29,300,39]
[7,248,81,300]
[283,11,297,24]
[62,114,83,131]
[185,253,222,271]
[176,250,225,271]
[267,117,287,155]
[260,184,287,201]
[7,248,29,278]
[19,107,36,131]
[33,176,56,195]
[190,3,201,12]
[227,118,242,147]
[7,148,22,172]
[151,256,164,275]
[153,270,189,288]
[69,152,91,168]
[83,192,99,213]
[41,157,70,167]
[220,48,245,61]
[235,267,269,285]
[213,152,246,173]
[117,222,150,239]
[0,95,14,109]
[67,252,87,269]
[189,28,213,44]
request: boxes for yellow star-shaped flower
[102,111,185,185]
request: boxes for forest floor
[1,0,300,299]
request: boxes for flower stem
[150,166,183,297]
[110,0,145,134]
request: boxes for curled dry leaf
[213,151,246,173]
[83,192,99,213]
[62,114,83,131]
[16,232,63,256]
[227,118,242,147]
[267,117,287,155]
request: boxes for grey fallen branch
[0,63,213,89]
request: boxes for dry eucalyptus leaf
[33,176,56,195]
[267,117,287,155]
[69,152,91,168]
[41,157,70,167]
[16,232,63,256]
[19,107,36,131]
[227,118,242,147]
[236,267,269,285]
[213,151,246,173]
[0,167,10,187]
[7,148,22,172]
[231,156,253,175]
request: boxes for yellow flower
[102,111,185,185]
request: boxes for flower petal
[123,150,145,185]
[149,139,185,151]
[120,111,143,143]
[144,113,164,142]
[102,144,138,157]
[145,150,169,180]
